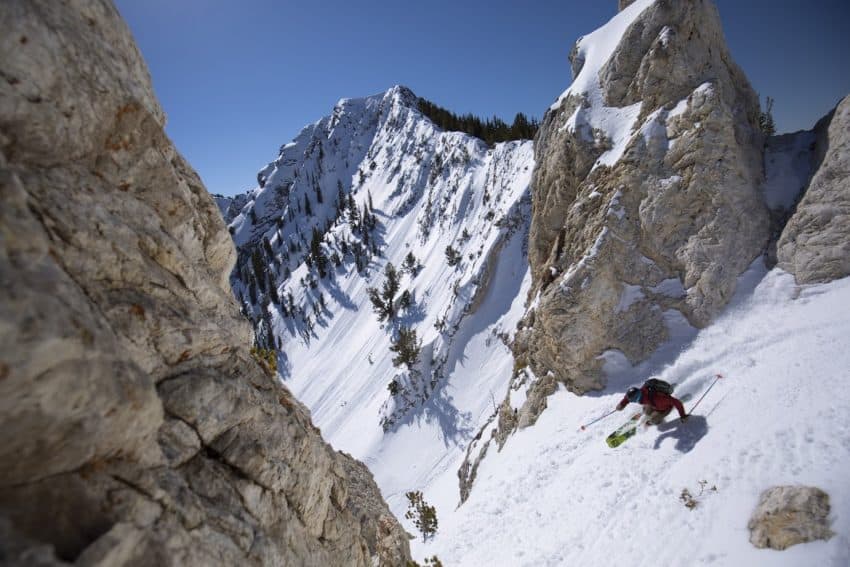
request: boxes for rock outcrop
[748,486,834,550]
[0,1,409,565]
[517,0,770,422]
[777,95,850,284]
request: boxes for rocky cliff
[515,0,771,423]
[777,95,850,284]
[457,0,850,507]
[0,1,409,565]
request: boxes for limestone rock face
[520,0,770,416]
[777,95,850,284]
[0,1,409,565]
[748,486,834,550]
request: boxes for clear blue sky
[115,0,850,197]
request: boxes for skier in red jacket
[616,384,688,425]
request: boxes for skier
[616,381,688,425]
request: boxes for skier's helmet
[626,387,642,403]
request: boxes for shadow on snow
[653,415,709,453]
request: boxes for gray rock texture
[519,0,769,419]
[0,1,409,565]
[777,95,850,284]
[748,486,834,550]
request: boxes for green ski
[605,392,692,448]
[605,411,643,448]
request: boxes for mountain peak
[385,84,418,107]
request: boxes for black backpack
[643,378,674,396]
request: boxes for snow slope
[419,265,850,566]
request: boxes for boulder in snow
[748,485,834,550]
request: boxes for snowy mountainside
[227,85,534,439]
[420,265,850,567]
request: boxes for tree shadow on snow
[652,415,708,453]
[390,384,474,449]
[276,350,292,380]
[323,275,357,311]
[425,388,475,448]
[397,299,427,326]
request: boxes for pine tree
[310,227,329,278]
[347,195,360,231]
[381,263,399,314]
[387,379,400,395]
[759,96,776,137]
[251,249,267,291]
[366,262,400,322]
[354,244,364,272]
[268,272,280,304]
[399,289,412,310]
[445,245,461,267]
[390,326,421,368]
[403,251,419,275]
[404,490,437,541]
[304,194,313,216]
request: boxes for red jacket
[617,386,686,418]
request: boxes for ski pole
[580,408,617,431]
[687,373,723,416]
